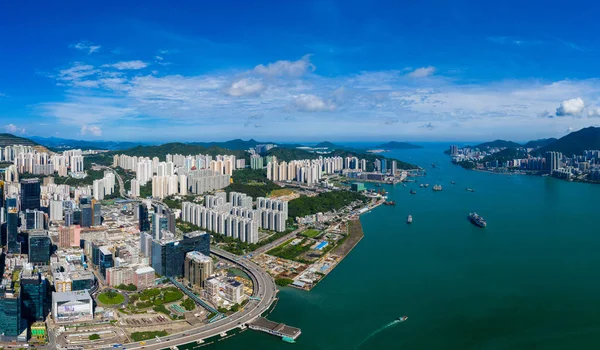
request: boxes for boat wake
[356,320,400,349]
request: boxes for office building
[80,204,92,228]
[25,209,45,230]
[0,290,23,341]
[7,207,20,254]
[134,266,155,289]
[151,231,210,277]
[184,251,213,288]
[52,290,93,323]
[151,212,169,239]
[99,246,114,280]
[20,178,41,211]
[223,279,243,304]
[138,204,150,232]
[58,226,81,248]
[92,201,101,226]
[20,269,47,323]
[205,277,220,303]
[29,231,52,265]
[49,200,63,222]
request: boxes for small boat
[466,188,475,192]
[433,185,442,191]
[451,181,455,185]
[402,183,407,187]
[282,336,296,343]
[398,316,408,322]
[431,163,436,168]
[383,201,396,206]
[419,184,424,188]
[468,212,487,228]
[410,189,417,195]
[407,215,412,224]
[424,184,429,188]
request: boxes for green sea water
[183,145,600,350]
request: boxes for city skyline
[2,1,600,141]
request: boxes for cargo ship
[468,212,487,227]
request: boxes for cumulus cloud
[587,107,600,117]
[556,97,585,116]
[408,66,436,78]
[420,122,435,130]
[4,124,25,134]
[70,41,101,54]
[291,94,336,112]
[80,125,102,136]
[103,60,148,70]
[253,54,315,77]
[225,78,265,96]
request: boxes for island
[376,141,423,150]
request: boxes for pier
[248,317,302,340]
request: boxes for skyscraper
[138,204,150,232]
[99,246,114,280]
[151,231,210,277]
[20,269,47,324]
[29,231,51,265]
[20,178,41,211]
[6,207,19,254]
[545,151,562,173]
[184,251,213,288]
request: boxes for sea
[180,143,600,350]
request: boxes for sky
[1,0,600,142]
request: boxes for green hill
[523,138,557,149]
[0,133,38,147]
[376,141,422,149]
[482,148,529,164]
[474,140,521,149]
[314,141,337,148]
[535,127,600,156]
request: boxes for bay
[183,144,600,350]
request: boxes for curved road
[99,247,278,350]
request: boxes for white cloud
[556,97,585,116]
[408,66,436,78]
[80,125,102,136]
[291,94,336,112]
[587,107,600,117]
[4,124,25,134]
[70,41,101,54]
[225,78,265,97]
[253,55,315,77]
[103,60,148,70]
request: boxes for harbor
[248,318,302,343]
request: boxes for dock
[248,317,302,340]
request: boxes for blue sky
[1,0,600,142]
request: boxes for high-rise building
[184,251,213,288]
[64,209,74,226]
[6,207,19,254]
[138,204,150,232]
[92,201,101,226]
[545,151,562,173]
[29,231,51,265]
[151,231,210,277]
[99,246,114,280]
[0,290,23,341]
[20,269,47,324]
[58,226,81,248]
[20,178,41,211]
[391,160,397,175]
[449,145,459,156]
[250,154,264,170]
[223,279,243,304]
[151,212,169,239]
[49,200,63,222]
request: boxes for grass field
[300,229,321,238]
[97,291,125,305]
[269,188,295,197]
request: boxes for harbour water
[183,144,600,350]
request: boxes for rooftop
[52,289,91,303]
[186,251,211,263]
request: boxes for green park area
[131,331,168,342]
[97,290,125,305]
[267,238,312,262]
[300,229,321,238]
[126,286,184,318]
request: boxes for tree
[89,334,100,341]
[105,289,117,299]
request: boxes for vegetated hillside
[267,147,419,171]
[376,141,422,149]
[116,143,248,160]
[30,136,145,151]
[288,190,368,218]
[482,148,529,163]
[189,139,268,150]
[534,127,600,156]
[523,138,557,149]
[0,133,39,147]
[474,140,522,149]
[314,141,337,148]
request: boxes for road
[68,247,278,350]
[97,165,126,197]
[252,226,304,255]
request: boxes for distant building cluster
[93,171,116,200]
[450,145,600,180]
[113,153,240,199]
[2,146,84,181]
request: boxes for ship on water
[432,184,442,191]
[410,189,417,195]
[407,215,412,224]
[383,201,396,206]
[397,316,408,322]
[468,212,487,227]
[466,188,475,192]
